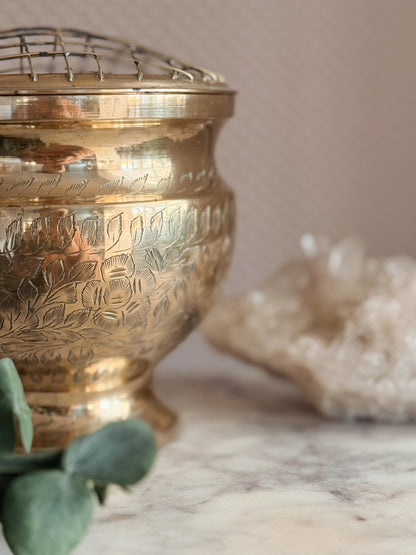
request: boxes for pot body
[0,117,234,447]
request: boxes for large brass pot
[0,28,235,448]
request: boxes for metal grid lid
[0,27,234,121]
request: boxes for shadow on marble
[156,365,316,419]
[155,364,416,437]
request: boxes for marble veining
[2,363,416,554]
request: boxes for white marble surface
[3,363,416,554]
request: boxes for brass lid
[0,27,234,121]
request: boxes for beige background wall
[2,0,416,370]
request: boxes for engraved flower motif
[103,278,132,308]
[81,254,155,331]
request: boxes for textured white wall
[2,0,416,371]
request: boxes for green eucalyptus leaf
[94,483,108,505]
[63,418,157,487]
[0,398,16,454]
[0,358,33,453]
[0,474,13,508]
[2,470,93,555]
[0,475,14,530]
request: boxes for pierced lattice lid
[0,27,234,120]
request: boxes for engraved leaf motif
[5,217,22,253]
[64,309,91,328]
[23,312,39,330]
[173,279,187,303]
[47,283,77,304]
[69,261,97,283]
[163,247,182,266]
[153,296,171,321]
[139,210,164,248]
[21,353,39,366]
[106,213,123,250]
[65,178,88,197]
[16,330,47,342]
[44,259,65,287]
[13,256,44,279]
[40,351,62,365]
[0,254,11,273]
[177,246,200,266]
[212,205,223,234]
[98,177,124,194]
[0,341,19,354]
[59,330,81,344]
[164,246,198,267]
[200,206,211,239]
[57,213,76,247]
[37,174,61,195]
[130,213,144,248]
[168,208,181,243]
[79,328,110,340]
[0,286,13,306]
[68,346,93,363]
[43,304,65,327]
[145,248,165,272]
[81,217,98,247]
[7,177,34,195]
[150,210,164,240]
[30,216,50,249]
[185,208,197,243]
[17,280,39,304]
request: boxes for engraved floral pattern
[0,197,234,388]
[81,254,155,331]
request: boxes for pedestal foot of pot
[25,371,178,450]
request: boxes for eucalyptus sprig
[0,358,157,555]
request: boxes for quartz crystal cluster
[201,234,416,421]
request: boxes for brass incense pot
[0,28,235,448]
